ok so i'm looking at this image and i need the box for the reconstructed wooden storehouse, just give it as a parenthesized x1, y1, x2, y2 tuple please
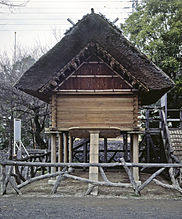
(15, 11, 174, 184)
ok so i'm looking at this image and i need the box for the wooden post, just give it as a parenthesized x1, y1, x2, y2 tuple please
(58, 133, 63, 171)
(180, 110, 182, 130)
(63, 132, 68, 163)
(51, 95, 57, 129)
(132, 133, 139, 182)
(104, 138, 107, 163)
(146, 110, 150, 162)
(69, 135, 73, 163)
(51, 134, 57, 173)
(123, 134, 128, 161)
(130, 134, 133, 162)
(89, 130, 100, 195)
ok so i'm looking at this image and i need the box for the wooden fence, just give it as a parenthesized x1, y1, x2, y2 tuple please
(1, 158, 182, 196)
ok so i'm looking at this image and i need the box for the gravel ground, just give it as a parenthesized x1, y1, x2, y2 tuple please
(0, 196, 182, 219)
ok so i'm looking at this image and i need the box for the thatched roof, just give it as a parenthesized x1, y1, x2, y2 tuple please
(15, 11, 174, 105)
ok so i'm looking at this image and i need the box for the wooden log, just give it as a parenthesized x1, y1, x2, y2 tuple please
(63, 173, 132, 188)
(123, 134, 128, 161)
(85, 184, 95, 195)
(0, 165, 6, 195)
(153, 178, 182, 194)
(68, 135, 73, 163)
(2, 160, 182, 168)
(83, 143, 88, 171)
(17, 171, 66, 190)
(51, 134, 57, 173)
(63, 132, 68, 163)
(58, 133, 63, 172)
(99, 167, 109, 183)
(169, 168, 178, 186)
(138, 168, 165, 192)
(132, 134, 139, 182)
(51, 167, 67, 194)
(104, 138, 107, 163)
(153, 179, 174, 189)
(2, 166, 13, 195)
(9, 178, 22, 195)
(120, 158, 138, 195)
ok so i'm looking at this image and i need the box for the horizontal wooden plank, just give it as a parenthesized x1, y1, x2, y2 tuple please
(57, 96, 133, 101)
(57, 121, 133, 127)
(57, 107, 133, 113)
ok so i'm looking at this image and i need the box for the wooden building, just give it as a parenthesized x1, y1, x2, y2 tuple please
(15, 11, 174, 186)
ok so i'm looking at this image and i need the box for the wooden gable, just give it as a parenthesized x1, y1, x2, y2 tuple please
(56, 62, 132, 91)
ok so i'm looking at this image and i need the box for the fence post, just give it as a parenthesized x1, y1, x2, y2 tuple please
(0, 165, 6, 195)
(180, 110, 182, 130)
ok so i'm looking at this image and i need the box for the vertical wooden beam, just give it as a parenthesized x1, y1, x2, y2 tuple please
(130, 134, 133, 162)
(51, 134, 56, 173)
(51, 94, 57, 129)
(132, 133, 139, 182)
(123, 133, 128, 161)
(180, 110, 182, 130)
(133, 94, 139, 129)
(89, 130, 100, 195)
(104, 138, 107, 163)
(69, 135, 73, 163)
(146, 110, 150, 162)
(63, 132, 68, 163)
(58, 133, 63, 171)
(83, 143, 88, 162)
(83, 142, 88, 171)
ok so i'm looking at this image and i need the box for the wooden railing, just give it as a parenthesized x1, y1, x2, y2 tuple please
(1, 158, 182, 196)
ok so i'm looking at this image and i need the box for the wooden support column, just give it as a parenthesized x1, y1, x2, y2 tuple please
(51, 94, 57, 129)
(146, 110, 150, 162)
(89, 130, 100, 195)
(132, 134, 139, 182)
(180, 110, 182, 130)
(104, 138, 107, 163)
(63, 132, 68, 163)
(69, 135, 73, 163)
(123, 133, 128, 161)
(83, 142, 88, 171)
(51, 134, 57, 173)
(58, 133, 63, 171)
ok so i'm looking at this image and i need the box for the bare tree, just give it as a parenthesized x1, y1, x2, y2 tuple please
(0, 0, 29, 7)
(0, 49, 49, 158)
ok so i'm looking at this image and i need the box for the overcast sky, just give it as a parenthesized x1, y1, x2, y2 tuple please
(0, 0, 134, 58)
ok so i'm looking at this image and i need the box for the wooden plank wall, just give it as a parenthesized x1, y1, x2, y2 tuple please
(54, 94, 138, 131)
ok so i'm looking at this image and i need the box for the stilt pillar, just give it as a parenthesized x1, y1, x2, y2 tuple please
(63, 132, 68, 163)
(104, 138, 107, 163)
(58, 133, 63, 171)
(89, 130, 100, 195)
(132, 133, 139, 182)
(69, 135, 73, 163)
(51, 133, 56, 173)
